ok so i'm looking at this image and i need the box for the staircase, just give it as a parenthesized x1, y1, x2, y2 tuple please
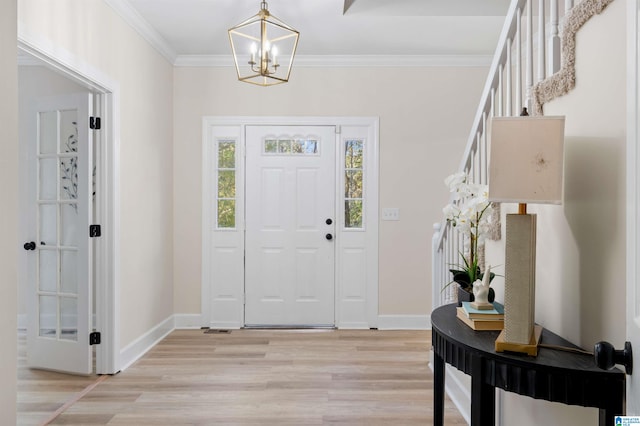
(431, 0, 585, 308)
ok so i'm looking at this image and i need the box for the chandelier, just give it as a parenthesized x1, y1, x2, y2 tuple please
(228, 1, 300, 86)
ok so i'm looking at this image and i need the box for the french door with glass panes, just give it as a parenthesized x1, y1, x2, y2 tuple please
(25, 93, 93, 374)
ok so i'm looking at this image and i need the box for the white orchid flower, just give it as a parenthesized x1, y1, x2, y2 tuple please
(442, 172, 494, 288)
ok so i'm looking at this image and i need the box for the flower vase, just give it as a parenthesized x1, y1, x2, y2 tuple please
(457, 287, 474, 307)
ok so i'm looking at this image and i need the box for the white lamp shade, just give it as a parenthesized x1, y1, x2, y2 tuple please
(489, 116, 565, 204)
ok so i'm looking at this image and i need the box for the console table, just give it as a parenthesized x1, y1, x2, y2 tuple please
(431, 304, 625, 426)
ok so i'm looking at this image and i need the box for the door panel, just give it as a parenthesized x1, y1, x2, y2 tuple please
(245, 125, 336, 326)
(25, 93, 93, 374)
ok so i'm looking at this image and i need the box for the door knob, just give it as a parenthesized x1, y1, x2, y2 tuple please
(23, 241, 36, 251)
(594, 341, 633, 375)
(326, 218, 333, 225)
(325, 233, 333, 241)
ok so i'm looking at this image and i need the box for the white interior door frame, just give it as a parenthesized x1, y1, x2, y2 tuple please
(202, 116, 379, 329)
(18, 31, 120, 374)
(626, 0, 640, 414)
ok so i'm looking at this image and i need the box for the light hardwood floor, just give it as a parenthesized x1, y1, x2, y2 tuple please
(18, 329, 466, 425)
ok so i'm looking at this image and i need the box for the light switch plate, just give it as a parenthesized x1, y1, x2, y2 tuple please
(382, 208, 400, 221)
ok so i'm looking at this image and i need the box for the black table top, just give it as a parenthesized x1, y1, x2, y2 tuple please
(431, 303, 625, 409)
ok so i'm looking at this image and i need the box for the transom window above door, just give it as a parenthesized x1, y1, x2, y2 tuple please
(263, 137, 319, 155)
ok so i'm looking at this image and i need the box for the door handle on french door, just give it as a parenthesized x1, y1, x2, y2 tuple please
(23, 241, 36, 251)
(326, 218, 333, 225)
(325, 234, 333, 241)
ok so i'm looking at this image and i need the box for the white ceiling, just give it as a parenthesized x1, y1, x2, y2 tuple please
(113, 0, 510, 65)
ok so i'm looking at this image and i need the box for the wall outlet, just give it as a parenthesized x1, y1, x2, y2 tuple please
(382, 208, 400, 221)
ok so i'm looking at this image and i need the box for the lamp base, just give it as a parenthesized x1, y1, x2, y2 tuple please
(495, 325, 543, 356)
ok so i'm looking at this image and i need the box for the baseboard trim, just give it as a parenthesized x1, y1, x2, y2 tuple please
(171, 314, 431, 331)
(207, 321, 243, 330)
(445, 366, 472, 424)
(174, 314, 203, 329)
(336, 321, 371, 329)
(119, 315, 174, 371)
(377, 315, 431, 330)
(428, 351, 471, 425)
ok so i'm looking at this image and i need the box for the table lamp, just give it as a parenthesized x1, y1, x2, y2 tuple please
(488, 115, 565, 356)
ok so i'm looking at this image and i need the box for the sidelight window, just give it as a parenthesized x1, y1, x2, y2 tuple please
(216, 139, 236, 228)
(344, 139, 364, 229)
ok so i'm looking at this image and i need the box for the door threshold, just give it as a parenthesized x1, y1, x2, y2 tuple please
(243, 325, 336, 330)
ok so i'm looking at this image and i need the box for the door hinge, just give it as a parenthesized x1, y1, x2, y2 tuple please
(90, 116, 101, 130)
(90, 331, 101, 345)
(89, 224, 102, 237)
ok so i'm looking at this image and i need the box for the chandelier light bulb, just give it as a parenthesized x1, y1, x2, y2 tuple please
(250, 43, 257, 63)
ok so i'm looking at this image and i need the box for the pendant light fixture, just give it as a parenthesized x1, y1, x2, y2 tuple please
(228, 1, 299, 86)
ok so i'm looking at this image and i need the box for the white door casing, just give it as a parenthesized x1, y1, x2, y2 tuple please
(18, 38, 119, 375)
(25, 93, 93, 375)
(245, 125, 336, 326)
(626, 0, 639, 414)
(202, 116, 379, 329)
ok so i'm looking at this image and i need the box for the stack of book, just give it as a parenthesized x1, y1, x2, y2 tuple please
(456, 301, 504, 330)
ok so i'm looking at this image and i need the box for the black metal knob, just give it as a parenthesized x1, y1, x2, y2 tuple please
(326, 218, 333, 225)
(23, 242, 36, 251)
(325, 233, 333, 241)
(594, 341, 633, 375)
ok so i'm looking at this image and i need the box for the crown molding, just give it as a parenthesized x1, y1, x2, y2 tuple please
(103, 0, 177, 64)
(174, 54, 492, 68)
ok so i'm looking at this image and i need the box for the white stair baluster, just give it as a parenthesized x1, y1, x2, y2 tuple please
(526, 0, 533, 111)
(538, 0, 546, 82)
(497, 68, 504, 117)
(565, 0, 574, 14)
(432, 223, 442, 307)
(506, 37, 513, 116)
(549, 0, 561, 74)
(516, 6, 523, 114)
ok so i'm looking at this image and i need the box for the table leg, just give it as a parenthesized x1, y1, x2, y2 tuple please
(471, 355, 495, 425)
(599, 409, 611, 426)
(433, 350, 445, 426)
(599, 404, 623, 426)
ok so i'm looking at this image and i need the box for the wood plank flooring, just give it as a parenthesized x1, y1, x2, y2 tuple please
(18, 329, 466, 425)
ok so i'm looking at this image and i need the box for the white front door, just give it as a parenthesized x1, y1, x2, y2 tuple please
(245, 125, 336, 326)
(24, 93, 93, 374)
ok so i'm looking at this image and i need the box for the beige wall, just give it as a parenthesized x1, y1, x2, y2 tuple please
(485, 0, 626, 424)
(19, 0, 174, 349)
(173, 66, 488, 316)
(1, 1, 18, 423)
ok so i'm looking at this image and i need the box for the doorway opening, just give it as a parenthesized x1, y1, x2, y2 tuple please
(202, 116, 379, 330)
(17, 42, 118, 375)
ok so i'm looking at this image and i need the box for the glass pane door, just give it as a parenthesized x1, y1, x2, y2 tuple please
(27, 93, 92, 375)
(37, 108, 80, 341)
